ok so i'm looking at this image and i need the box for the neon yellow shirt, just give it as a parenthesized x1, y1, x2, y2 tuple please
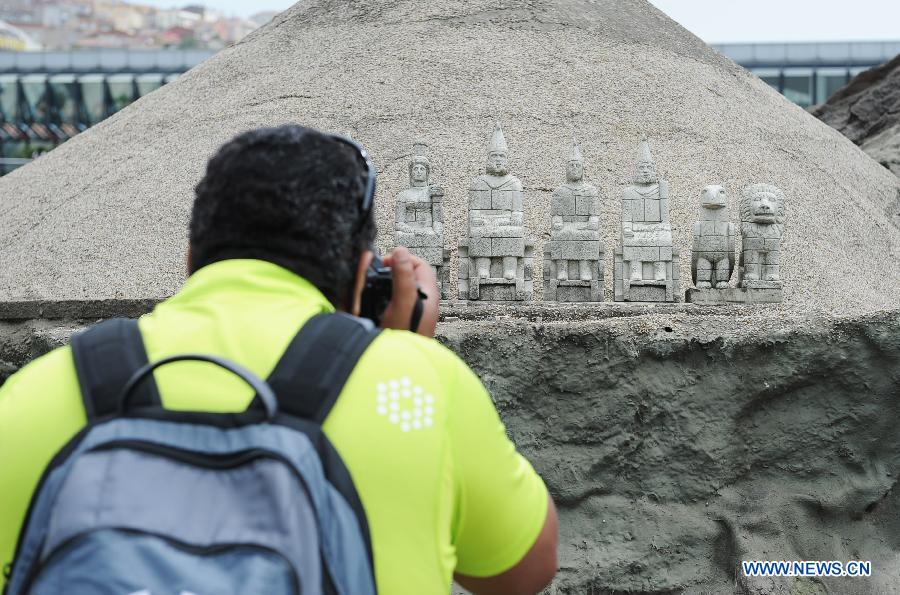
(0, 259, 548, 593)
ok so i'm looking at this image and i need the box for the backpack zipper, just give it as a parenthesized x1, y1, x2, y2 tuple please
(19, 527, 302, 595)
(13, 440, 334, 595)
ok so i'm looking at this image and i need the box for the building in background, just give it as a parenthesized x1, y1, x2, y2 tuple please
(714, 41, 900, 108)
(0, 48, 211, 174)
(0, 1, 267, 51)
(0, 20, 42, 51)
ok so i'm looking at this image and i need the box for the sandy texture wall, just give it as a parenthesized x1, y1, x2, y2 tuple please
(442, 310, 900, 594)
(3, 309, 900, 594)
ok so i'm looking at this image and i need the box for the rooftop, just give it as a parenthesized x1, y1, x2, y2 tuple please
(713, 40, 900, 68)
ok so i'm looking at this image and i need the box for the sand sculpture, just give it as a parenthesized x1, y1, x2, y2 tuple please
(685, 185, 735, 303)
(393, 142, 450, 298)
(544, 137, 603, 302)
(614, 136, 680, 302)
(686, 183, 785, 304)
(691, 185, 734, 290)
(737, 183, 785, 300)
(391, 134, 784, 305)
(458, 122, 533, 301)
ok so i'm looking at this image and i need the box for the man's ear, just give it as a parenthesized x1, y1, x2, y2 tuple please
(349, 249, 375, 315)
(186, 246, 194, 275)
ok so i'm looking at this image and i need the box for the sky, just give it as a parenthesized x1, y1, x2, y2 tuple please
(132, 0, 294, 18)
(647, 0, 900, 44)
(132, 0, 900, 44)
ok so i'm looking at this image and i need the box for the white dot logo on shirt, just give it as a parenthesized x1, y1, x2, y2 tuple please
(375, 377, 435, 432)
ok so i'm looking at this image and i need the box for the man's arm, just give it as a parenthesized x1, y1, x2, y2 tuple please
(378, 247, 558, 594)
(454, 494, 558, 595)
(447, 360, 558, 595)
(380, 247, 439, 337)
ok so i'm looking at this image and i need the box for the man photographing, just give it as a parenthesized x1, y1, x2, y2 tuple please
(0, 125, 557, 594)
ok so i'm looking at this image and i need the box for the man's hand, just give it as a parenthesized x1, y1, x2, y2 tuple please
(381, 247, 439, 337)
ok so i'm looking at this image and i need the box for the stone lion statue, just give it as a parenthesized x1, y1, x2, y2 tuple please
(739, 184, 785, 288)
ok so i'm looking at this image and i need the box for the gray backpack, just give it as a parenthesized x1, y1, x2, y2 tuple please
(4, 313, 379, 595)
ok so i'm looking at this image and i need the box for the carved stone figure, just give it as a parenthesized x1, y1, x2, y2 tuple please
(544, 137, 603, 302)
(687, 183, 785, 304)
(691, 185, 734, 289)
(458, 122, 533, 301)
(739, 184, 785, 289)
(394, 142, 450, 297)
(614, 135, 680, 302)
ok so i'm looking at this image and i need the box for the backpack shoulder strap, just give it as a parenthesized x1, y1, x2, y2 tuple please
(70, 318, 161, 421)
(266, 312, 380, 423)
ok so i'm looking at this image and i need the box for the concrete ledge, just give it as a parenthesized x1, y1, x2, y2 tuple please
(685, 287, 783, 304)
(439, 300, 794, 322)
(0, 299, 162, 321)
(0, 297, 799, 323)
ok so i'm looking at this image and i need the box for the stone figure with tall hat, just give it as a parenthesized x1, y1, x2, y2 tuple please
(614, 135, 680, 302)
(458, 122, 533, 301)
(544, 135, 603, 302)
(394, 141, 450, 297)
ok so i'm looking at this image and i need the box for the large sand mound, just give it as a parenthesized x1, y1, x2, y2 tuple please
(1, 0, 898, 312)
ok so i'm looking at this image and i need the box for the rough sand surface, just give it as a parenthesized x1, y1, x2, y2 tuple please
(0, 0, 898, 312)
(441, 310, 900, 594)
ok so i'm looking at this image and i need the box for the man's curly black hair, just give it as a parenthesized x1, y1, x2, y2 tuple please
(189, 125, 377, 308)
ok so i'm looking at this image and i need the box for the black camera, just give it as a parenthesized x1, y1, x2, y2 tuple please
(359, 252, 428, 329)
(360, 255, 393, 326)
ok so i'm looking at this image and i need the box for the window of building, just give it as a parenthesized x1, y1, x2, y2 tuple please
(815, 68, 849, 104)
(21, 74, 50, 123)
(136, 73, 164, 97)
(48, 74, 81, 126)
(751, 68, 781, 91)
(107, 73, 135, 113)
(0, 74, 18, 122)
(782, 68, 813, 107)
(78, 74, 106, 125)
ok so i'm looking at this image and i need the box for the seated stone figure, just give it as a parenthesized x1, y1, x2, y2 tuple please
(614, 135, 680, 302)
(739, 183, 785, 288)
(394, 142, 449, 297)
(544, 137, 603, 302)
(691, 185, 734, 289)
(458, 122, 533, 301)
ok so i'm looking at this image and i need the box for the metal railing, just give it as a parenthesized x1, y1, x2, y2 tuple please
(0, 48, 215, 74)
(0, 156, 30, 175)
(713, 40, 900, 68)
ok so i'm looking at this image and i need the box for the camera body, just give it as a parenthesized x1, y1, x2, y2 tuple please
(360, 255, 393, 326)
